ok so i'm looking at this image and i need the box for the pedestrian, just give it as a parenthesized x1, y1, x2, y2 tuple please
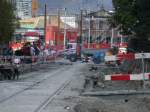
(22, 44, 30, 56)
(5, 46, 13, 63)
(30, 45, 35, 56)
(2, 48, 7, 56)
(43, 48, 49, 62)
(44, 48, 49, 56)
(21, 44, 31, 63)
(33, 43, 40, 56)
(8, 47, 13, 56)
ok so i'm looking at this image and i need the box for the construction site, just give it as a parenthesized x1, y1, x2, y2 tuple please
(0, 0, 150, 112)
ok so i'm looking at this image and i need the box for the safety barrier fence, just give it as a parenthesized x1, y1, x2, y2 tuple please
(104, 53, 150, 81)
(0, 53, 64, 80)
(105, 53, 150, 62)
(0, 55, 58, 64)
(105, 73, 150, 81)
(0, 54, 62, 74)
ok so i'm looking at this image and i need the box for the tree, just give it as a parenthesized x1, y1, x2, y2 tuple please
(134, 0, 150, 38)
(112, 0, 150, 38)
(0, 0, 17, 44)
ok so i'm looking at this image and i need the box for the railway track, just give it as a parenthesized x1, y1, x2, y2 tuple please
(34, 79, 71, 112)
(0, 65, 70, 105)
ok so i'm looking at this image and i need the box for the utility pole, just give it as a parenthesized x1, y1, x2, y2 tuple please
(64, 8, 67, 50)
(88, 10, 91, 49)
(111, 28, 114, 48)
(120, 24, 123, 45)
(57, 8, 60, 46)
(44, 4, 47, 45)
(76, 9, 83, 57)
(80, 10, 83, 44)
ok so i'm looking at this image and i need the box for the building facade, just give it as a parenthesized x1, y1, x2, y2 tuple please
(82, 9, 112, 43)
(7, 0, 16, 6)
(16, 0, 32, 19)
(6, 0, 17, 9)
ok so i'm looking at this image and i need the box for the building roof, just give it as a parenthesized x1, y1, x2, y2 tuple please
(19, 17, 41, 28)
(19, 15, 77, 29)
(86, 9, 111, 18)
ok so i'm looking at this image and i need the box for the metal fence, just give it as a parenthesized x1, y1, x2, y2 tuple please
(0, 54, 60, 80)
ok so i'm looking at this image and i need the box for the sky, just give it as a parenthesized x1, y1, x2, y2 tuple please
(37, 0, 113, 15)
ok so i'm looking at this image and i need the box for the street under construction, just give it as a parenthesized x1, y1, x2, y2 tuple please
(1, 0, 150, 112)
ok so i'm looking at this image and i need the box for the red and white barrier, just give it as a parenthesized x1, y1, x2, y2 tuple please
(105, 73, 150, 81)
(105, 53, 150, 62)
(0, 55, 58, 64)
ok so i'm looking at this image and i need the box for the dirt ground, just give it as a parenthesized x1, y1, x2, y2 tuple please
(74, 96, 150, 112)
(73, 63, 150, 112)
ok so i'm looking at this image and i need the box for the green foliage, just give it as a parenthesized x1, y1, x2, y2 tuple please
(134, 0, 150, 38)
(0, 0, 17, 44)
(112, 0, 150, 38)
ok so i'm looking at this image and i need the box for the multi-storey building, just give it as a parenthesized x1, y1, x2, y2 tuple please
(6, 0, 32, 19)
(6, 0, 17, 9)
(16, 0, 32, 19)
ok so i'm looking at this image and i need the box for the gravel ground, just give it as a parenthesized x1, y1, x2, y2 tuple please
(72, 63, 150, 112)
(74, 95, 150, 112)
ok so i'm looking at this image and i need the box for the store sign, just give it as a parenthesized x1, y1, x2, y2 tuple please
(25, 36, 39, 42)
(27, 29, 44, 36)
(20, 23, 35, 29)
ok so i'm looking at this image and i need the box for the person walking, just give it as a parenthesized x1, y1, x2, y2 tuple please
(30, 45, 35, 56)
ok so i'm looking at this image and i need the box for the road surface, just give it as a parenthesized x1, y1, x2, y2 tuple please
(0, 61, 85, 112)
(1, 61, 150, 112)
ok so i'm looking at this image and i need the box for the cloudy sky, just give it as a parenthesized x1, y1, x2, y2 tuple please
(37, 0, 113, 15)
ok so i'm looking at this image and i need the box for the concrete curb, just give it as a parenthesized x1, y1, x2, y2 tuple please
(82, 90, 150, 96)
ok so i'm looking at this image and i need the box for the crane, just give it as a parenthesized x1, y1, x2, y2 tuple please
(32, 0, 38, 17)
